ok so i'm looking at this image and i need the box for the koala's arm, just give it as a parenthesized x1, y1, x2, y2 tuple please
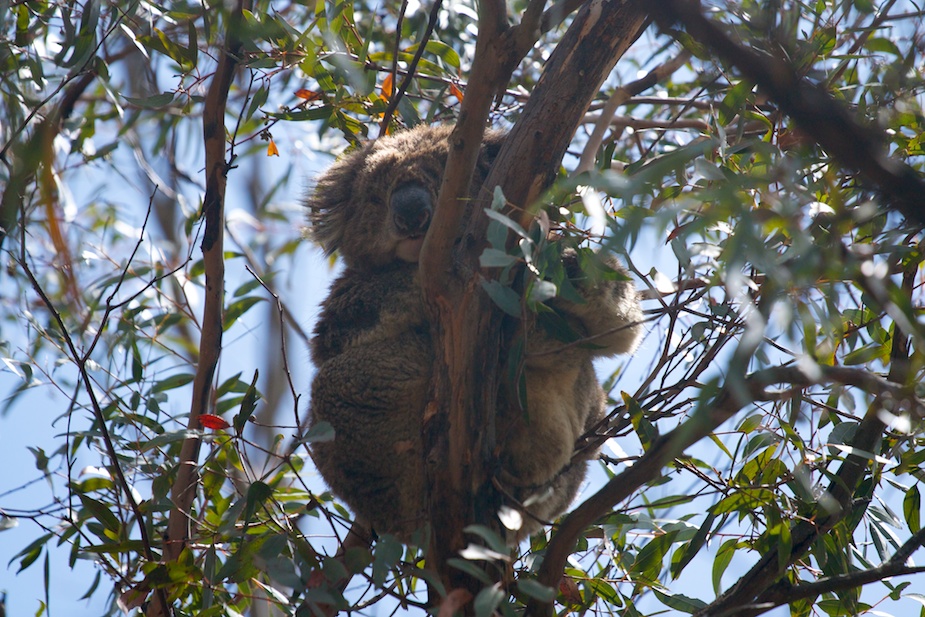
(525, 249, 643, 368)
(495, 249, 641, 528)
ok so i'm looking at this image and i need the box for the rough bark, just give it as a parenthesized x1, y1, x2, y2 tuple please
(419, 0, 650, 603)
(420, 0, 519, 596)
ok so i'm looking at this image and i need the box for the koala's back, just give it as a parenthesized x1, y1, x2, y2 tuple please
(307, 261, 620, 542)
(309, 264, 433, 536)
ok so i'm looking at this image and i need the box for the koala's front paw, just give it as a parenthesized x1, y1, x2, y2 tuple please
(554, 248, 644, 357)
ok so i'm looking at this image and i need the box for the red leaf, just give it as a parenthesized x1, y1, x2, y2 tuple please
(199, 414, 230, 430)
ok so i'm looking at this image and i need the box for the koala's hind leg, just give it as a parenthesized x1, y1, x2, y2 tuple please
(309, 339, 430, 539)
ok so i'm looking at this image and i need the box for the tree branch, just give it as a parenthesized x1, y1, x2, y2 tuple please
(419, 0, 519, 598)
(697, 266, 919, 617)
(754, 528, 925, 612)
(490, 0, 650, 228)
(152, 2, 250, 614)
(539, 0, 587, 34)
(575, 49, 692, 175)
(651, 0, 925, 227)
(420, 0, 649, 602)
(526, 361, 923, 616)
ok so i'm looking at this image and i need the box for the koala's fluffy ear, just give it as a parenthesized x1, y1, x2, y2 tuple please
(308, 144, 368, 257)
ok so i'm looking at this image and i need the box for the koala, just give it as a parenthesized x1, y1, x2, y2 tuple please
(306, 124, 642, 543)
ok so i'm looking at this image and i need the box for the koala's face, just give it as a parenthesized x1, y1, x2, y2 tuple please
(308, 124, 503, 271)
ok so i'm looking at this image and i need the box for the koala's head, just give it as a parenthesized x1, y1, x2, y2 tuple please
(308, 124, 504, 271)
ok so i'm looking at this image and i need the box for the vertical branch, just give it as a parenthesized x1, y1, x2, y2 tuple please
(419, 0, 517, 594)
(420, 0, 648, 600)
(485, 0, 649, 226)
(150, 2, 250, 614)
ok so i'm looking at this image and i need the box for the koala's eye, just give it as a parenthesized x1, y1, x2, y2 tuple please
(390, 183, 433, 237)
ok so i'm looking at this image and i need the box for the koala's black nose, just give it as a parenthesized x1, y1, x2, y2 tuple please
(390, 183, 432, 236)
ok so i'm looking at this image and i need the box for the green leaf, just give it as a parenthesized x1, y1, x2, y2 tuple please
(479, 248, 519, 268)
(713, 539, 736, 594)
(630, 531, 678, 580)
(671, 513, 715, 579)
(904, 485, 921, 533)
(463, 525, 508, 556)
(243, 481, 273, 524)
(772, 521, 791, 573)
(234, 371, 261, 437)
(709, 489, 778, 515)
(299, 421, 335, 444)
(28, 446, 49, 472)
(719, 79, 752, 125)
(246, 86, 269, 122)
(481, 278, 522, 317)
(652, 589, 707, 613)
(78, 495, 121, 534)
(12, 533, 52, 572)
(626, 392, 656, 451)
(138, 430, 200, 452)
(842, 343, 887, 365)
(474, 583, 505, 617)
(517, 578, 555, 602)
(122, 92, 175, 109)
(483, 207, 530, 241)
(371, 534, 403, 586)
(151, 373, 195, 393)
(404, 40, 461, 69)
(224, 296, 266, 330)
(446, 558, 492, 584)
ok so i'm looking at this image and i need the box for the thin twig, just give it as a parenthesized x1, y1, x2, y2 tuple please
(17, 239, 164, 607)
(575, 50, 691, 174)
(377, 0, 444, 137)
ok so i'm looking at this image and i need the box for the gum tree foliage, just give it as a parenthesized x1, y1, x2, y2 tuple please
(1, 0, 924, 616)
